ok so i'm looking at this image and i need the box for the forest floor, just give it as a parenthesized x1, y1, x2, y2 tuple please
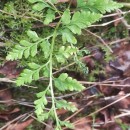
(0, 2, 130, 130)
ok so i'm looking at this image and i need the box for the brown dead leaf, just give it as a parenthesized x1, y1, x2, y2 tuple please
(99, 83, 120, 96)
(100, 110, 110, 124)
(56, 108, 68, 115)
(5, 118, 34, 130)
(45, 120, 54, 130)
(0, 108, 20, 115)
(92, 50, 103, 60)
(0, 115, 9, 120)
(75, 124, 91, 130)
(109, 44, 130, 76)
(74, 118, 92, 130)
(120, 78, 130, 92)
(105, 123, 122, 130)
(114, 15, 121, 26)
(0, 88, 12, 105)
(0, 108, 20, 121)
(0, 61, 22, 79)
(83, 57, 95, 71)
(106, 94, 130, 109)
(114, 97, 130, 109)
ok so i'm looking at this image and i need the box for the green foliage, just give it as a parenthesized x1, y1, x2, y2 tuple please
(34, 91, 48, 116)
(101, 45, 113, 62)
(55, 46, 78, 63)
(44, 9, 56, 25)
(77, 0, 123, 13)
(16, 63, 41, 86)
(6, 30, 51, 60)
(56, 100, 77, 112)
(3, 0, 123, 129)
(54, 73, 85, 91)
(59, 121, 74, 129)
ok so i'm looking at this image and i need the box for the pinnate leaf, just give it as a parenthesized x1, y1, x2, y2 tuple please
(30, 44, 37, 57)
(27, 30, 39, 41)
(61, 9, 71, 25)
(16, 65, 40, 86)
(54, 73, 85, 91)
(44, 9, 55, 25)
(77, 0, 123, 13)
(40, 40, 50, 58)
(55, 46, 77, 63)
(32, 2, 49, 11)
(28, 63, 40, 69)
(56, 100, 77, 112)
(61, 29, 77, 44)
(34, 92, 48, 116)
(60, 121, 74, 129)
(20, 40, 32, 47)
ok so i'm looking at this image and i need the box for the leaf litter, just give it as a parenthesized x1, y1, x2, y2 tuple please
(2, 44, 130, 129)
(1, 7, 130, 130)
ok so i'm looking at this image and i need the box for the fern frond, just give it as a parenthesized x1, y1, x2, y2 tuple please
(54, 73, 85, 91)
(16, 63, 41, 86)
(77, 0, 123, 13)
(56, 99, 77, 112)
(55, 46, 78, 63)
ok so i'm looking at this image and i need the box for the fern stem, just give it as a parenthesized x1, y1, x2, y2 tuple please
(49, 19, 62, 129)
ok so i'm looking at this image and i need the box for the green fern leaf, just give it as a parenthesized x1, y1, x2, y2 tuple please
(71, 11, 102, 28)
(32, 2, 49, 11)
(54, 73, 85, 91)
(30, 44, 37, 57)
(40, 40, 50, 58)
(56, 100, 77, 112)
(61, 9, 71, 25)
(6, 46, 25, 60)
(6, 42, 38, 60)
(16, 63, 41, 86)
(20, 40, 32, 47)
(44, 9, 55, 25)
(62, 11, 102, 35)
(61, 29, 77, 44)
(28, 63, 41, 69)
(55, 46, 77, 63)
(37, 112, 49, 121)
(24, 48, 30, 58)
(27, 30, 39, 42)
(34, 91, 48, 116)
(60, 121, 74, 129)
(77, 0, 123, 13)
(67, 25, 81, 35)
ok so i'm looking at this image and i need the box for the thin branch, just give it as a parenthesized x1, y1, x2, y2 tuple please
(85, 29, 113, 53)
(0, 9, 43, 22)
(30, 115, 52, 128)
(102, 10, 130, 18)
(0, 113, 30, 130)
(108, 37, 130, 45)
(120, 3, 130, 8)
(89, 17, 124, 27)
(79, 81, 130, 87)
(0, 78, 37, 88)
(73, 93, 130, 125)
(89, 93, 130, 116)
(116, 9, 130, 29)
(65, 101, 93, 121)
